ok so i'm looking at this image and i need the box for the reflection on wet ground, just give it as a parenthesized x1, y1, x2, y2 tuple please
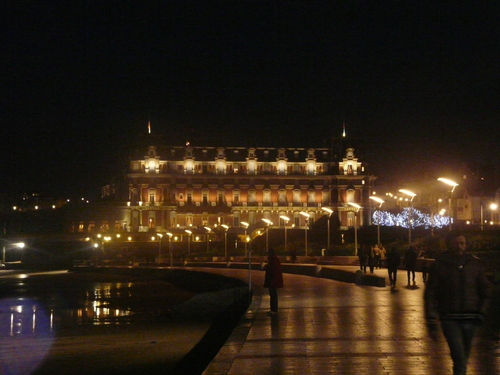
(0, 270, 195, 337)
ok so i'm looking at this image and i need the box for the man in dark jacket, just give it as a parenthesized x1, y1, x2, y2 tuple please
(404, 246, 418, 285)
(386, 247, 401, 288)
(424, 230, 491, 375)
(264, 248, 284, 316)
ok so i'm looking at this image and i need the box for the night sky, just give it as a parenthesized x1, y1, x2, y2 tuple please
(3, 1, 500, 199)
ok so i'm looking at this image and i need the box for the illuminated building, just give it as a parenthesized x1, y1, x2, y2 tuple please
(108, 143, 376, 233)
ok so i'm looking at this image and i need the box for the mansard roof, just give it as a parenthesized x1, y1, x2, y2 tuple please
(131, 145, 336, 162)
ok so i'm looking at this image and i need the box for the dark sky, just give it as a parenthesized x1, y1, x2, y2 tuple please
(2, 1, 500, 199)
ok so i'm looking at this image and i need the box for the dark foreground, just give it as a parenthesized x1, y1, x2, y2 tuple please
(0, 268, 251, 375)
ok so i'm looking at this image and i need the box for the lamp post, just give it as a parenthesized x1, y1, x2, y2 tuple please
(204, 227, 211, 252)
(321, 207, 333, 250)
(299, 212, 310, 256)
(185, 230, 192, 255)
(438, 178, 459, 230)
(347, 203, 361, 256)
(241, 221, 251, 292)
(262, 219, 272, 251)
(221, 224, 229, 260)
(2, 242, 25, 265)
(399, 189, 416, 244)
(490, 203, 498, 226)
(279, 215, 290, 254)
(157, 233, 163, 266)
(369, 196, 385, 245)
(241, 222, 249, 257)
(166, 232, 173, 267)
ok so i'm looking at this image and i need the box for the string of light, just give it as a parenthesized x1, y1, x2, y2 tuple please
(372, 207, 451, 229)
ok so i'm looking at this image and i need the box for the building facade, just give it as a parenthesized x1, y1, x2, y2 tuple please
(102, 143, 376, 236)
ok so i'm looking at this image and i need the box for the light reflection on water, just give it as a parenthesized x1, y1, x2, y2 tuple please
(0, 283, 136, 337)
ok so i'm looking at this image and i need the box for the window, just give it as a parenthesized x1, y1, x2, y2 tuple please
(263, 189, 271, 204)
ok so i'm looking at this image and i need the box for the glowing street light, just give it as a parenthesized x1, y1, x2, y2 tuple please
(2, 242, 25, 265)
(399, 189, 416, 244)
(299, 212, 310, 256)
(279, 216, 290, 254)
(157, 233, 163, 266)
(483, 203, 499, 229)
(204, 227, 211, 252)
(262, 219, 272, 250)
(321, 208, 333, 250)
(491, 203, 498, 225)
(166, 232, 173, 267)
(241, 221, 251, 292)
(347, 203, 361, 256)
(221, 224, 229, 260)
(241, 222, 249, 257)
(185, 230, 192, 255)
(369, 196, 385, 245)
(438, 178, 458, 230)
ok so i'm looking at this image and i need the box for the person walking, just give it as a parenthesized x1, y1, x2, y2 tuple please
(386, 246, 401, 288)
(404, 246, 418, 285)
(418, 249, 430, 283)
(373, 244, 381, 269)
(367, 246, 375, 273)
(379, 244, 387, 268)
(425, 230, 491, 375)
(358, 244, 368, 273)
(264, 248, 284, 316)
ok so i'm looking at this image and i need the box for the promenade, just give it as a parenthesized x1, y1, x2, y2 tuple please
(198, 266, 499, 375)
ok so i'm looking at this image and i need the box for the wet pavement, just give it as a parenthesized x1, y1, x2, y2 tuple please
(0, 267, 497, 375)
(200, 266, 500, 375)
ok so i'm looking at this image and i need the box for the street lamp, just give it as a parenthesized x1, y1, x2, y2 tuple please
(321, 207, 333, 250)
(399, 189, 416, 244)
(166, 232, 173, 267)
(204, 227, 211, 252)
(2, 242, 25, 265)
(299, 212, 310, 256)
(438, 178, 459, 230)
(241, 222, 249, 257)
(347, 203, 361, 256)
(279, 215, 290, 254)
(241, 221, 251, 292)
(185, 230, 192, 255)
(369, 196, 385, 245)
(262, 219, 272, 251)
(484, 203, 499, 227)
(491, 203, 498, 225)
(221, 224, 229, 260)
(157, 233, 163, 266)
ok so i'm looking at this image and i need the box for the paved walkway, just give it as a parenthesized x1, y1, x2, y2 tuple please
(199, 266, 499, 375)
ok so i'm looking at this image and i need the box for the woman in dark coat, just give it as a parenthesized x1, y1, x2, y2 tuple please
(264, 248, 284, 315)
